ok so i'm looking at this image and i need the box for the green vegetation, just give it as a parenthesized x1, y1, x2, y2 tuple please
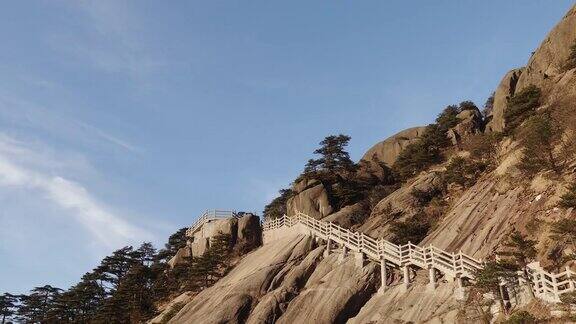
(160, 301, 187, 323)
(0, 293, 18, 324)
(393, 101, 480, 180)
(463, 133, 500, 166)
(518, 114, 563, 176)
(392, 124, 446, 179)
(2, 230, 245, 323)
(389, 213, 431, 245)
(263, 188, 294, 220)
(472, 260, 519, 316)
(559, 182, 576, 208)
(501, 311, 538, 324)
(503, 85, 541, 134)
(550, 219, 576, 249)
(483, 92, 495, 117)
(303, 134, 356, 178)
(443, 156, 487, 188)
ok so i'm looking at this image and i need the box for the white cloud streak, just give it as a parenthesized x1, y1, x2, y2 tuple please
(49, 0, 166, 78)
(0, 135, 151, 248)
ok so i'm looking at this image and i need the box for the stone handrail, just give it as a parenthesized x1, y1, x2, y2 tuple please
(262, 212, 576, 302)
(525, 261, 576, 303)
(186, 210, 238, 237)
(263, 212, 482, 280)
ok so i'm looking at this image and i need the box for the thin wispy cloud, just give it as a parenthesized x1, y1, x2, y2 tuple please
(0, 134, 151, 248)
(0, 91, 140, 153)
(48, 0, 167, 79)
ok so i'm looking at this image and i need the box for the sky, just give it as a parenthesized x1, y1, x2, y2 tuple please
(0, 0, 574, 294)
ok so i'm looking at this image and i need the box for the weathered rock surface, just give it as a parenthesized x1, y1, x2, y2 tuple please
(350, 281, 460, 324)
(169, 235, 315, 323)
(321, 202, 365, 228)
(515, 4, 576, 93)
(447, 108, 484, 145)
(277, 256, 378, 324)
(358, 171, 443, 238)
(168, 232, 380, 324)
(167, 246, 192, 268)
(238, 213, 262, 247)
(287, 182, 333, 219)
(486, 68, 524, 132)
(422, 178, 523, 258)
(361, 126, 427, 168)
(170, 214, 262, 267)
(149, 292, 194, 324)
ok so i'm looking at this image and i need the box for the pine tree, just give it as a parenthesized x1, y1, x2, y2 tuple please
(263, 188, 294, 220)
(472, 260, 519, 315)
(0, 293, 18, 324)
(503, 85, 541, 134)
(157, 228, 188, 262)
(559, 182, 576, 208)
(304, 134, 356, 178)
(17, 285, 62, 323)
(518, 114, 563, 175)
(498, 231, 537, 296)
(550, 219, 576, 249)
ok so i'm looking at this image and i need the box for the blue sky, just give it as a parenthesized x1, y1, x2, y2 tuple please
(0, 1, 573, 293)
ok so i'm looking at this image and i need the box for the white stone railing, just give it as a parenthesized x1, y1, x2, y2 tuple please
(262, 212, 576, 302)
(263, 212, 481, 280)
(525, 262, 576, 303)
(186, 210, 238, 237)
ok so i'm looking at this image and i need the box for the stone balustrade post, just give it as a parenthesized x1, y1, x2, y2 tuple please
(378, 257, 387, 295)
(324, 238, 332, 257)
(402, 265, 410, 292)
(354, 251, 366, 267)
(567, 266, 575, 291)
(427, 267, 437, 292)
(339, 244, 348, 261)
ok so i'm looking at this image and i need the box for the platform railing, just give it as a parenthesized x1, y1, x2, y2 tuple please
(262, 212, 576, 302)
(186, 210, 238, 237)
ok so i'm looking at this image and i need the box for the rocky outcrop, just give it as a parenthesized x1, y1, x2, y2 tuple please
(277, 256, 378, 323)
(169, 235, 316, 323)
(486, 68, 524, 132)
(515, 4, 576, 93)
(287, 180, 333, 219)
(447, 108, 484, 145)
(349, 280, 461, 323)
(358, 171, 444, 238)
(170, 214, 262, 267)
(237, 213, 262, 248)
(321, 202, 365, 228)
(361, 126, 427, 168)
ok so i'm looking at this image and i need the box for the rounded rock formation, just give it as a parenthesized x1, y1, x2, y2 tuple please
(361, 126, 427, 167)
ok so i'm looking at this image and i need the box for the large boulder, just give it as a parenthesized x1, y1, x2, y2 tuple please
(321, 202, 366, 228)
(287, 181, 333, 219)
(361, 126, 427, 168)
(168, 246, 192, 268)
(447, 108, 484, 145)
(237, 213, 262, 248)
(486, 68, 524, 132)
(168, 235, 316, 323)
(515, 4, 576, 93)
(358, 171, 443, 238)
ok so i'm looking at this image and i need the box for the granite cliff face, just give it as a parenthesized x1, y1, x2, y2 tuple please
(487, 4, 576, 132)
(161, 4, 576, 323)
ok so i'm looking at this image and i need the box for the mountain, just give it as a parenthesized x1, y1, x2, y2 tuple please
(4, 4, 576, 324)
(161, 4, 576, 323)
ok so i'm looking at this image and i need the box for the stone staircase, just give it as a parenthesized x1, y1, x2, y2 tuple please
(262, 212, 576, 302)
